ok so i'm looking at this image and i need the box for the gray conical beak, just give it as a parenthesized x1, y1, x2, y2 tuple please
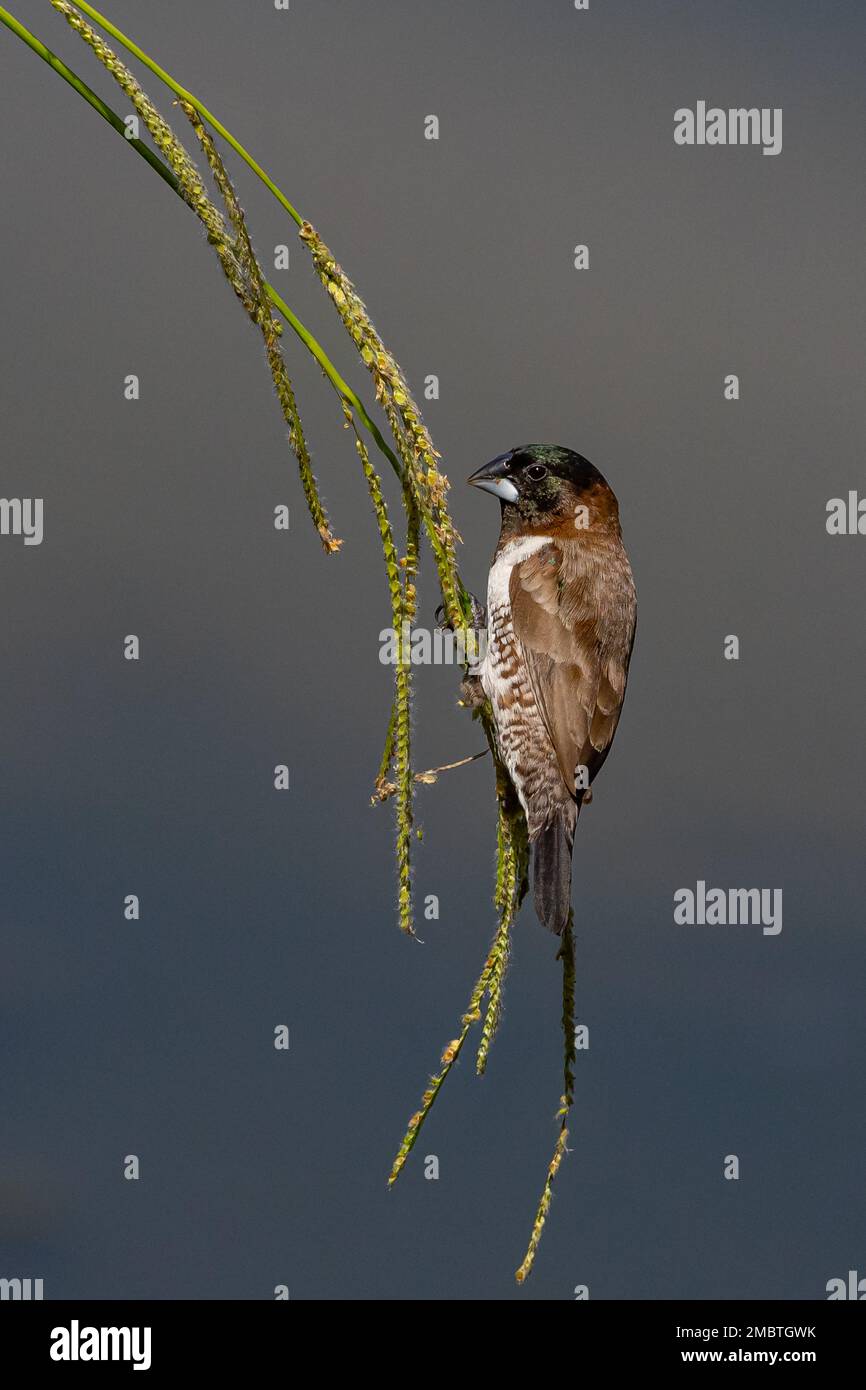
(467, 453, 519, 503)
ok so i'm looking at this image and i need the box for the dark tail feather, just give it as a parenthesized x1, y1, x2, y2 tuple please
(532, 815, 574, 935)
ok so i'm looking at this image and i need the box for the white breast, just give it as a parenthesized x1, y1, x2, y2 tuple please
(485, 535, 551, 614)
(480, 535, 559, 834)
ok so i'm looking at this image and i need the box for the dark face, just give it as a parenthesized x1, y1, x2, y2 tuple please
(468, 444, 608, 530)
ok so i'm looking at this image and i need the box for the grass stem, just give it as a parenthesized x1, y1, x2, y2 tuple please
(514, 916, 576, 1283)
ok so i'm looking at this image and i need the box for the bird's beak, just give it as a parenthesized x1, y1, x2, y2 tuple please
(467, 453, 520, 503)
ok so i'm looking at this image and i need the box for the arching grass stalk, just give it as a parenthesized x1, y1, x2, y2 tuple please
(70, 0, 305, 226)
(11, 1, 436, 927)
(48, 0, 342, 550)
(0, 5, 177, 191)
(180, 99, 341, 552)
(393, 494, 420, 934)
(476, 804, 517, 1074)
(388, 925, 502, 1186)
(349, 411, 418, 935)
(45, 0, 472, 929)
(298, 224, 463, 630)
(476, 755, 530, 1071)
(514, 915, 576, 1284)
(44, 5, 473, 913)
(52, 0, 469, 630)
(0, 7, 407, 510)
(388, 770, 529, 1167)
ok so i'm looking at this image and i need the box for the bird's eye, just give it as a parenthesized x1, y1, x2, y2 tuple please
(526, 464, 548, 481)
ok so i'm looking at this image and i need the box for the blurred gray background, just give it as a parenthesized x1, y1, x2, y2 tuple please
(1, 0, 864, 1300)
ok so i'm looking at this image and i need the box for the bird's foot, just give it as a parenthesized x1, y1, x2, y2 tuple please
(435, 592, 487, 632)
(458, 674, 487, 709)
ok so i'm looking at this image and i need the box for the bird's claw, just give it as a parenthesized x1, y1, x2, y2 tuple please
(458, 675, 487, 709)
(466, 592, 487, 630)
(435, 593, 487, 632)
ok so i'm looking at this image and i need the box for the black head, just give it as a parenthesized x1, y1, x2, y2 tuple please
(468, 445, 611, 531)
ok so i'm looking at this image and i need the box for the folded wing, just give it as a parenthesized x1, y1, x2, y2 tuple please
(509, 538, 635, 800)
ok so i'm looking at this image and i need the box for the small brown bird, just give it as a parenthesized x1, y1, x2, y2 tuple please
(468, 445, 636, 934)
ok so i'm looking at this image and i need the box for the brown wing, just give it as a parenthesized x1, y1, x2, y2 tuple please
(509, 538, 635, 797)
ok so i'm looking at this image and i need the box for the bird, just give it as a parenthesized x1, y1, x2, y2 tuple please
(467, 444, 636, 935)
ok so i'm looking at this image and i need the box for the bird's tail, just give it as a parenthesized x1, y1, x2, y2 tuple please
(532, 813, 575, 935)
